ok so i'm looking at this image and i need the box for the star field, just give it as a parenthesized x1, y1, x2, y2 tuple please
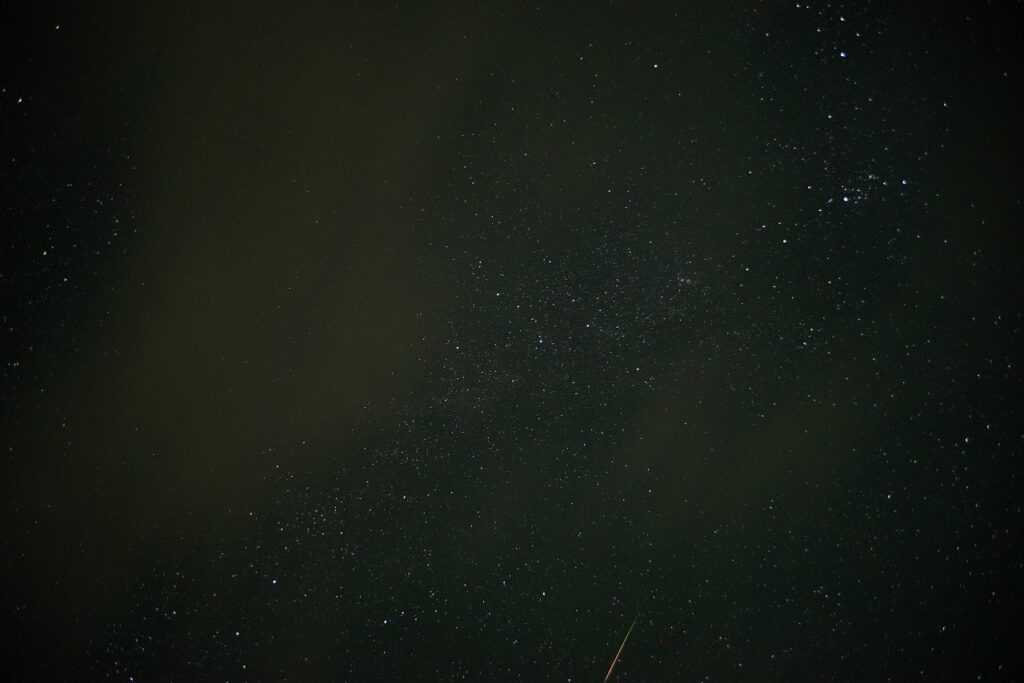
(2, 2, 1022, 681)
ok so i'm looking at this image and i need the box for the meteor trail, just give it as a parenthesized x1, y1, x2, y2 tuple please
(602, 615, 638, 683)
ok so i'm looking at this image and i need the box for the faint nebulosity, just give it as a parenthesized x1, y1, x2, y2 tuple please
(1, 2, 1022, 681)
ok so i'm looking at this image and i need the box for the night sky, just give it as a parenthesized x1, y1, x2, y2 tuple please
(2, 2, 1023, 681)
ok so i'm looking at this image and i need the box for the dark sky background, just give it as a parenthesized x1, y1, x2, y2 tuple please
(2, 2, 1023, 681)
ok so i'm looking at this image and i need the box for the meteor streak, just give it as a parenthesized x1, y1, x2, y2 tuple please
(602, 614, 638, 683)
